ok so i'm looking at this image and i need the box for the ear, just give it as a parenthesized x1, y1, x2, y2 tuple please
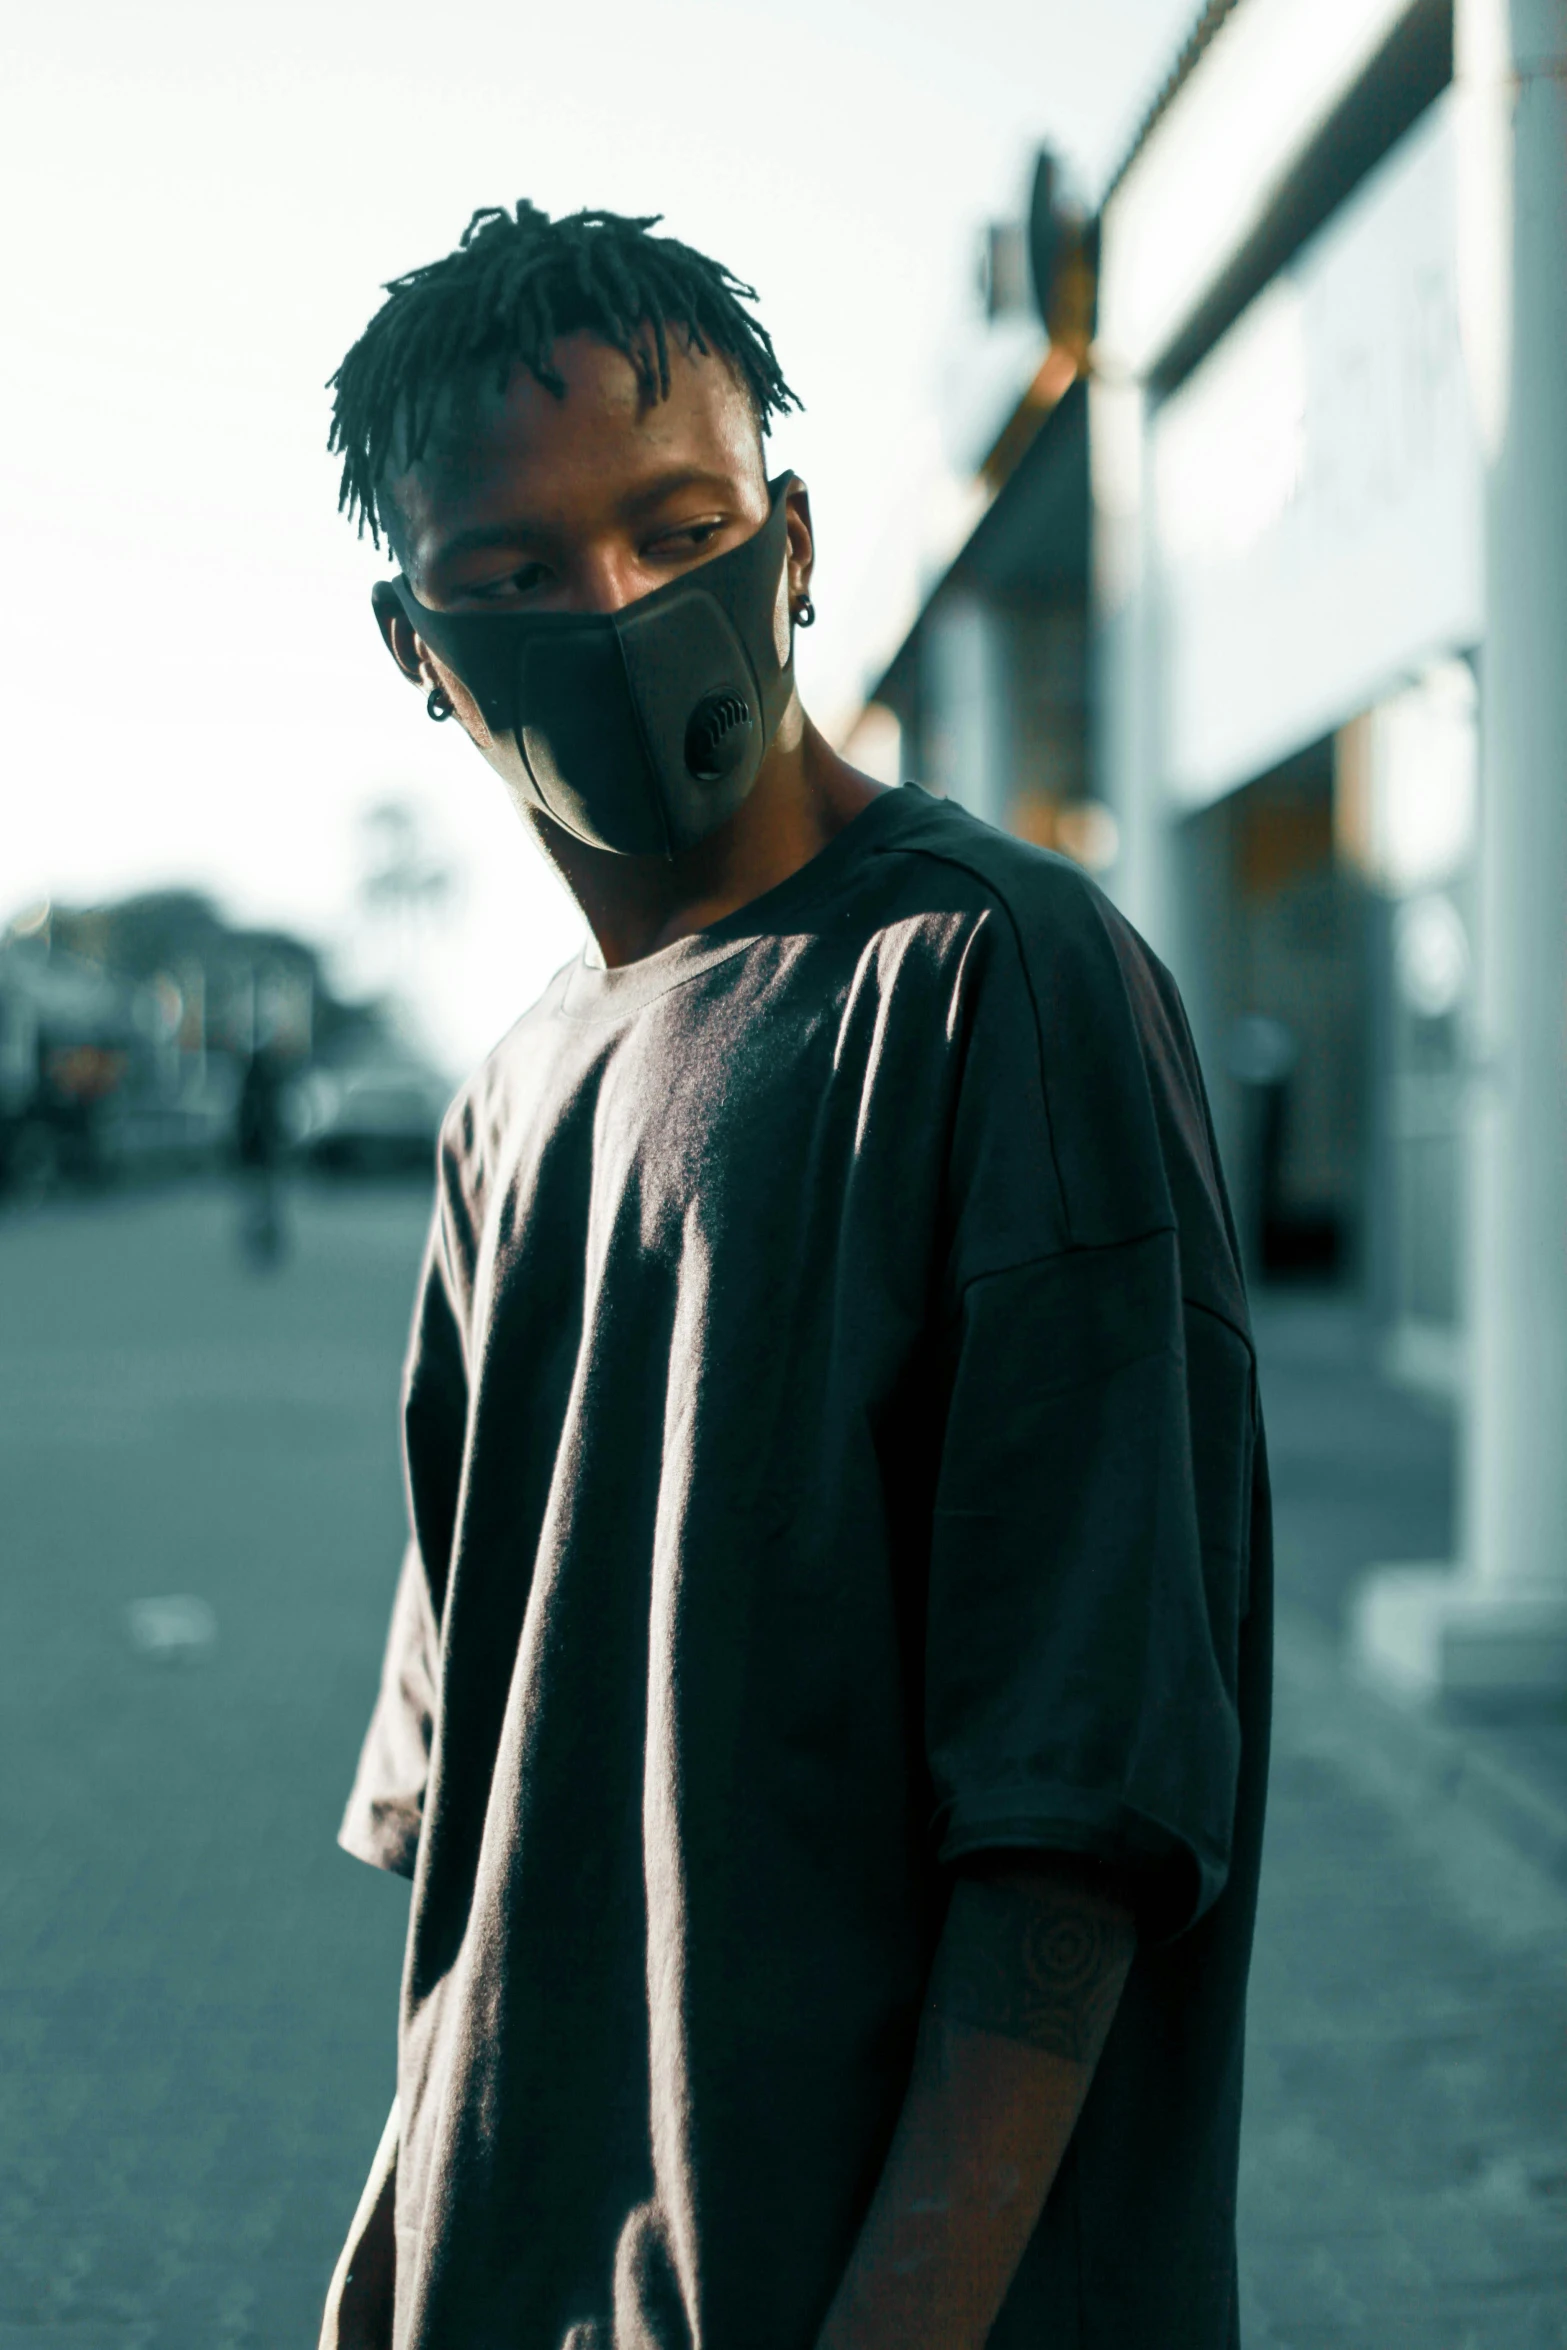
(371, 580, 429, 688)
(783, 479, 814, 607)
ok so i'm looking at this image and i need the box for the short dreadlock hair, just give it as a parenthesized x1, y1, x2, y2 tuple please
(328, 201, 802, 549)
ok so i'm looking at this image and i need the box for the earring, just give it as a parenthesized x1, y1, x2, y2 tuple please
(793, 595, 816, 629)
(426, 686, 454, 723)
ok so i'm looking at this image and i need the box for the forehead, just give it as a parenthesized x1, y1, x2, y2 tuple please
(387, 331, 764, 558)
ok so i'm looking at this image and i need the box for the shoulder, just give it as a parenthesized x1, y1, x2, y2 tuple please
(892, 797, 1244, 1322)
(880, 793, 1182, 1073)
(874, 791, 1147, 994)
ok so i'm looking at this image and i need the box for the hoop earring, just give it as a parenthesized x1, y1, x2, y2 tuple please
(793, 595, 816, 630)
(426, 686, 454, 723)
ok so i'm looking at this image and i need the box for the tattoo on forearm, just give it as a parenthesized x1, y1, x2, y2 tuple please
(928, 1863, 1136, 2065)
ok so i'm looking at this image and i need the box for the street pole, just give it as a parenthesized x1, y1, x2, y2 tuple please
(1355, 0, 1567, 1699)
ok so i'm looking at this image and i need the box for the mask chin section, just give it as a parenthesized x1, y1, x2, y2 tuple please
(684, 692, 754, 785)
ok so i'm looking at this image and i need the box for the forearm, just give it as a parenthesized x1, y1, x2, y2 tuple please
(816, 1858, 1135, 2350)
(320, 2098, 399, 2350)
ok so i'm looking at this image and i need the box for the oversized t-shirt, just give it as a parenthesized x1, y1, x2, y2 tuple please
(342, 784, 1271, 2350)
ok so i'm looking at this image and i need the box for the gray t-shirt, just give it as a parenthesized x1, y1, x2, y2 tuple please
(342, 785, 1270, 2350)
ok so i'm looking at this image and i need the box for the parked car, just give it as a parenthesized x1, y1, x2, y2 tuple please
(290, 1050, 450, 1175)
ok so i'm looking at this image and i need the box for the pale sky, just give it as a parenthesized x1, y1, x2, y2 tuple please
(2, 0, 1195, 1068)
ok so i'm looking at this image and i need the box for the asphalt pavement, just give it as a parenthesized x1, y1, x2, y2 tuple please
(0, 1180, 423, 2350)
(1, 1184, 1564, 2348)
(1243, 1296, 1567, 2349)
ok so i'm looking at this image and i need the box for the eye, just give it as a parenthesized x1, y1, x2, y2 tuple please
(464, 561, 553, 605)
(644, 518, 725, 563)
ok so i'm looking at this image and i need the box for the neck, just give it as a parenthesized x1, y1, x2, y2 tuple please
(528, 704, 885, 968)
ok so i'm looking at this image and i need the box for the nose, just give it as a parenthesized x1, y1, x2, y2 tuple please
(572, 542, 649, 617)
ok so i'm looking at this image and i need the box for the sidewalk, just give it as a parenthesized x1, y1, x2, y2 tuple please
(1256, 1294, 1567, 1872)
(0, 1183, 426, 2350)
(1241, 1297, 1567, 2348)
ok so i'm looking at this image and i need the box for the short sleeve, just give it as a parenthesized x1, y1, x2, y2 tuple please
(340, 1538, 442, 1876)
(926, 1236, 1255, 1939)
(924, 875, 1257, 1942)
(339, 1185, 470, 1878)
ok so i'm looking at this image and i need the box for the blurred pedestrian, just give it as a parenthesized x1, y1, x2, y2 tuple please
(234, 1035, 287, 1267)
(318, 203, 1271, 2350)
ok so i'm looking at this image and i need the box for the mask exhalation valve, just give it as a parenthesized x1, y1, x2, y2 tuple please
(684, 691, 753, 784)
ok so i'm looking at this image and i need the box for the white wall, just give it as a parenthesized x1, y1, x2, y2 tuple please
(1150, 96, 1484, 810)
(1098, 0, 1420, 376)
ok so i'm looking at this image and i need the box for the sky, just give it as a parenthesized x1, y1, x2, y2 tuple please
(2, 0, 1196, 1069)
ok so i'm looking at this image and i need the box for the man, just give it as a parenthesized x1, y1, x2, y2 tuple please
(234, 1029, 288, 1267)
(320, 202, 1270, 2350)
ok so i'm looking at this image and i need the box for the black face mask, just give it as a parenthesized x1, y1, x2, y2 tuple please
(390, 473, 797, 858)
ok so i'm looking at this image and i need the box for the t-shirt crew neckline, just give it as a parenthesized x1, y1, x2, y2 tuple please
(559, 783, 932, 1020)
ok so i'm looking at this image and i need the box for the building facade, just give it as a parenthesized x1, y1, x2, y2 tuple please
(863, 0, 1567, 1702)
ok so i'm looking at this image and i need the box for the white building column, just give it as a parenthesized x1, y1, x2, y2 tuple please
(1091, 372, 1179, 967)
(921, 591, 1013, 832)
(1354, 0, 1567, 1700)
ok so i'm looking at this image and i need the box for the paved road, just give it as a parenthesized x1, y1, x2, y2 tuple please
(1, 1188, 1565, 2347)
(0, 1182, 425, 2350)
